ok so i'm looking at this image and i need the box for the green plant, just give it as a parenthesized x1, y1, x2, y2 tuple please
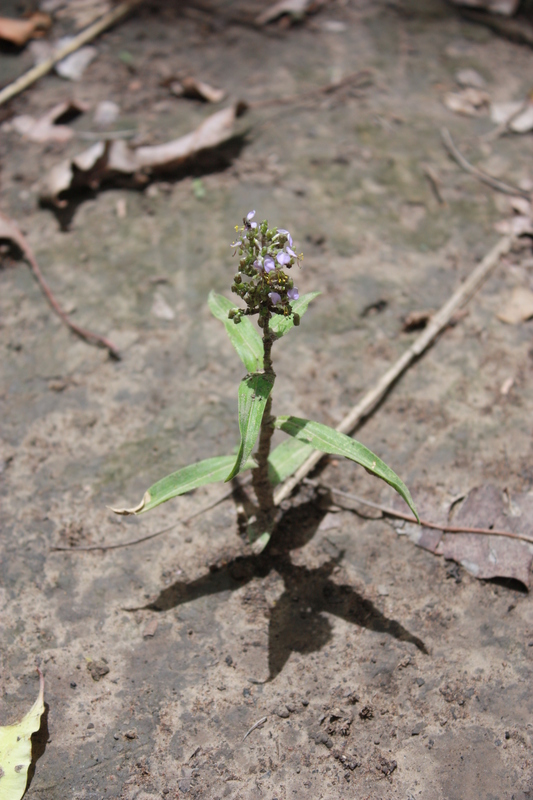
(112, 211, 418, 550)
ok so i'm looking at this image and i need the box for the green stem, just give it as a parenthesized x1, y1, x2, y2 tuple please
(251, 315, 276, 522)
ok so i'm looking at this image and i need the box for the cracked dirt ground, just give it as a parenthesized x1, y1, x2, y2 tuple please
(1, 1, 533, 798)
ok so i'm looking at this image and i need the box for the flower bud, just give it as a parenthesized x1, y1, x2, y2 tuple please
(293, 313, 300, 326)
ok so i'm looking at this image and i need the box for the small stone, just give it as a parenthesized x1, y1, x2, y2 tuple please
(314, 732, 333, 749)
(70, 681, 77, 689)
(87, 660, 109, 682)
(275, 705, 290, 719)
(416, 677, 425, 686)
(411, 722, 425, 736)
(124, 729, 138, 740)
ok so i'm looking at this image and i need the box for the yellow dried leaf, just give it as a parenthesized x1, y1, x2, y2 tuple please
(0, 669, 44, 800)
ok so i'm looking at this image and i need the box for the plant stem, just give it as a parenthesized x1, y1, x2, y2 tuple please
(251, 316, 276, 523)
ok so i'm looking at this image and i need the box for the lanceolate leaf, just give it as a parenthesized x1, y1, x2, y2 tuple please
(111, 455, 255, 515)
(269, 291, 320, 339)
(273, 416, 419, 521)
(226, 372, 275, 481)
(208, 291, 263, 372)
(267, 437, 315, 486)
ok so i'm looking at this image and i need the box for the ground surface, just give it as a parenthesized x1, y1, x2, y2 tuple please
(1, 1, 533, 798)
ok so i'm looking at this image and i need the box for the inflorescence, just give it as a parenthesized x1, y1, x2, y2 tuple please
(229, 210, 302, 328)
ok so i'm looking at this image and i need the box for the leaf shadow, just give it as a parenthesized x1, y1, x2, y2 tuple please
(140, 497, 427, 680)
(26, 701, 49, 793)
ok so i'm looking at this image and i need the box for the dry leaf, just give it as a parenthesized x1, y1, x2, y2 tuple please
(256, 0, 326, 25)
(455, 68, 486, 89)
(151, 292, 175, 320)
(171, 77, 226, 104)
(444, 88, 490, 116)
(494, 216, 533, 236)
(42, 103, 244, 205)
(55, 43, 97, 81)
(0, 12, 51, 46)
(402, 310, 432, 332)
(9, 100, 87, 143)
(447, 0, 520, 13)
(490, 101, 533, 133)
(496, 287, 533, 324)
(440, 485, 533, 588)
(0, 668, 45, 800)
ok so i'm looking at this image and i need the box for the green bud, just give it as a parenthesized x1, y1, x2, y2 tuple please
(228, 309, 236, 319)
(293, 313, 300, 326)
(234, 273, 242, 283)
(233, 315, 241, 324)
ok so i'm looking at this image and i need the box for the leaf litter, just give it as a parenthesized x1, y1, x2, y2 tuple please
(0, 12, 51, 47)
(41, 103, 246, 205)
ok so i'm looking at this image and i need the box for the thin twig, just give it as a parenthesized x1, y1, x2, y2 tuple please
(248, 71, 372, 110)
(0, 212, 120, 358)
(243, 716, 268, 741)
(441, 127, 531, 200)
(305, 479, 533, 546)
(274, 234, 513, 506)
(0, 0, 144, 107)
(51, 483, 241, 552)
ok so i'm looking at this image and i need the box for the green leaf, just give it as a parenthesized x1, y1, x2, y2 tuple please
(273, 416, 419, 521)
(226, 372, 275, 481)
(269, 291, 320, 339)
(110, 455, 254, 515)
(267, 437, 315, 486)
(208, 291, 263, 372)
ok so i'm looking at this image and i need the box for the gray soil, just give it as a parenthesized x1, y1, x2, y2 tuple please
(1, 1, 533, 798)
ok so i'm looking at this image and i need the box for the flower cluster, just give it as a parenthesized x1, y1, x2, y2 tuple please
(229, 211, 302, 328)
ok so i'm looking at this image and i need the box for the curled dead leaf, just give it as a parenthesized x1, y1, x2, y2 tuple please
(8, 100, 87, 143)
(42, 103, 245, 205)
(444, 88, 490, 116)
(256, 0, 326, 25)
(0, 12, 51, 47)
(108, 492, 149, 516)
(171, 77, 226, 104)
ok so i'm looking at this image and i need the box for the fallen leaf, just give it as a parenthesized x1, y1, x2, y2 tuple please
(42, 103, 245, 205)
(447, 0, 520, 13)
(0, 668, 45, 800)
(402, 310, 432, 332)
(9, 100, 87, 143)
(170, 77, 226, 103)
(256, 0, 326, 26)
(455, 68, 486, 88)
(440, 485, 533, 588)
(55, 42, 97, 81)
(444, 88, 490, 116)
(494, 216, 533, 236)
(0, 12, 51, 47)
(490, 101, 533, 133)
(497, 287, 533, 324)
(151, 292, 175, 321)
(500, 376, 514, 395)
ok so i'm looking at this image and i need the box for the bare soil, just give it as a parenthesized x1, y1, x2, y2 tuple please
(1, 2, 533, 799)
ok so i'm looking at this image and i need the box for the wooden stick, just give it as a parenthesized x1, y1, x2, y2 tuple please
(441, 127, 531, 200)
(273, 234, 513, 506)
(305, 479, 533, 546)
(0, 0, 143, 107)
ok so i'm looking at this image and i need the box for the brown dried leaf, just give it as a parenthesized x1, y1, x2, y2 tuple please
(42, 104, 243, 204)
(496, 287, 533, 324)
(444, 88, 490, 116)
(0, 12, 51, 46)
(10, 100, 87, 143)
(447, 0, 520, 14)
(440, 485, 533, 588)
(256, 0, 326, 25)
(171, 77, 226, 104)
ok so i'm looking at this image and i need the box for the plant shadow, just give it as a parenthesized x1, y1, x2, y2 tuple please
(140, 496, 427, 680)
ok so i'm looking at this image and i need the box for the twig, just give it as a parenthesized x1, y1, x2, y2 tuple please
(422, 163, 445, 205)
(51, 484, 239, 552)
(274, 234, 513, 506)
(0, 0, 144, 107)
(0, 212, 120, 358)
(248, 70, 372, 110)
(305, 479, 533, 546)
(441, 127, 531, 200)
(243, 716, 268, 741)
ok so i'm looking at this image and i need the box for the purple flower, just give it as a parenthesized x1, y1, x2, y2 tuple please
(264, 255, 275, 272)
(253, 259, 263, 272)
(246, 210, 256, 221)
(230, 240, 242, 248)
(269, 291, 282, 305)
(287, 287, 299, 301)
(276, 251, 291, 266)
(286, 247, 297, 258)
(278, 228, 293, 247)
